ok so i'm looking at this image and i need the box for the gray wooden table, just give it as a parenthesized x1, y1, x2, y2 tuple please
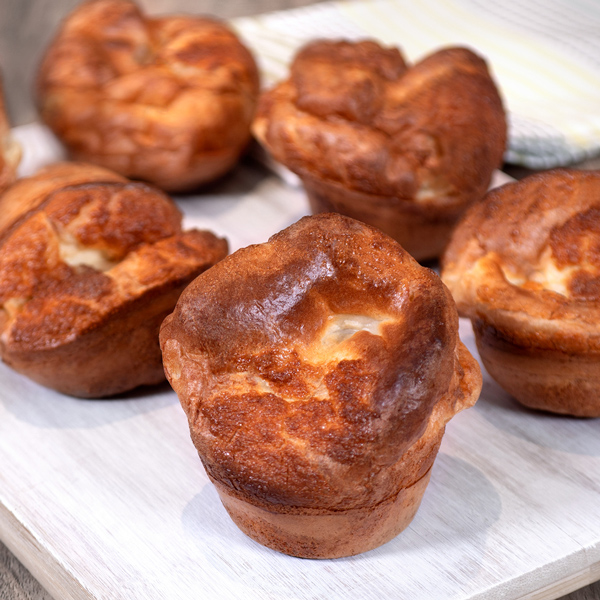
(1, 1, 600, 599)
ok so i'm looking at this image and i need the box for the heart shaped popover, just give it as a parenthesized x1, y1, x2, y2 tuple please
(253, 40, 506, 261)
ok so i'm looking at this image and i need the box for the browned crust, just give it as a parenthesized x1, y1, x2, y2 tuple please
(0, 161, 127, 243)
(37, 0, 260, 192)
(253, 41, 506, 257)
(160, 213, 481, 524)
(442, 169, 600, 416)
(212, 465, 434, 559)
(0, 163, 228, 397)
(443, 169, 600, 348)
(474, 319, 600, 417)
(303, 175, 458, 261)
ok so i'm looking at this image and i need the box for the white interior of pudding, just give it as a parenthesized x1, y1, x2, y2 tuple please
(2, 297, 27, 319)
(415, 180, 453, 203)
(58, 231, 117, 272)
(238, 313, 390, 401)
(528, 248, 574, 296)
(500, 247, 584, 298)
(322, 313, 386, 345)
(500, 265, 526, 287)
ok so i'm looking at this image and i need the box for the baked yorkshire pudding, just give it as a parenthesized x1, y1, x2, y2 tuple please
(443, 169, 600, 417)
(37, 0, 260, 192)
(160, 213, 481, 558)
(0, 76, 21, 194)
(0, 162, 227, 398)
(253, 40, 506, 261)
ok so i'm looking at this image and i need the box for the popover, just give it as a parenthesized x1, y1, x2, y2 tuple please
(443, 169, 600, 417)
(253, 40, 506, 261)
(37, 0, 260, 192)
(160, 212, 481, 558)
(0, 162, 227, 397)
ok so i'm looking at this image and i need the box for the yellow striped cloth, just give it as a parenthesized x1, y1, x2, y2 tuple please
(232, 0, 600, 168)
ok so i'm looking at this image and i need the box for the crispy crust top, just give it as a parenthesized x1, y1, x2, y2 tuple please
(254, 40, 506, 206)
(161, 213, 475, 509)
(0, 162, 227, 353)
(37, 0, 260, 189)
(442, 169, 600, 352)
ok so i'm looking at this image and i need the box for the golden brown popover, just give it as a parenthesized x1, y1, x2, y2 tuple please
(0, 162, 227, 398)
(160, 213, 481, 558)
(0, 75, 21, 194)
(253, 40, 506, 261)
(37, 0, 260, 192)
(443, 169, 600, 417)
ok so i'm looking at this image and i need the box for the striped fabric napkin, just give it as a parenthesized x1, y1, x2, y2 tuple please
(232, 0, 600, 169)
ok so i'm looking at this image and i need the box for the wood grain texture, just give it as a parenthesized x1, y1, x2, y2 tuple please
(0, 541, 52, 600)
(562, 582, 600, 600)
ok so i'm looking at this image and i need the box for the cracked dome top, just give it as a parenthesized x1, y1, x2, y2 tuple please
(161, 213, 480, 510)
(443, 169, 600, 353)
(37, 0, 260, 192)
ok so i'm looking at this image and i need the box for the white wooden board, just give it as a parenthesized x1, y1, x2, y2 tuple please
(1, 125, 600, 600)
